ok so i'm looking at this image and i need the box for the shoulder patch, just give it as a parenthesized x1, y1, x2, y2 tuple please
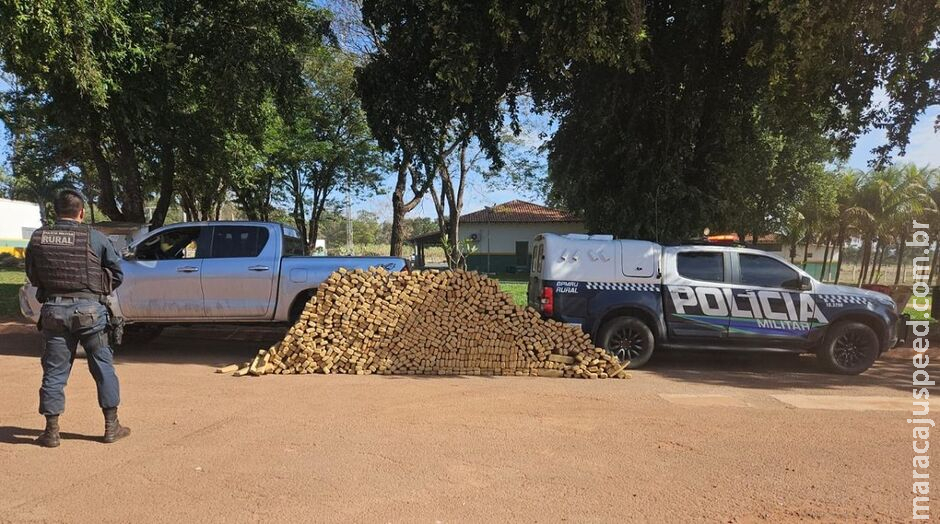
(40, 230, 76, 246)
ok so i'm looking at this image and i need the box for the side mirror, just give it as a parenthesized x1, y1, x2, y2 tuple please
(122, 248, 136, 261)
(800, 275, 812, 291)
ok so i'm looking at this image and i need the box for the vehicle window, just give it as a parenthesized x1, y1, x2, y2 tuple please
(677, 252, 724, 282)
(739, 254, 801, 289)
(136, 227, 203, 261)
(210, 226, 270, 258)
(282, 232, 306, 257)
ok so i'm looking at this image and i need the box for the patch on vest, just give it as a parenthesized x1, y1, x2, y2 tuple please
(40, 230, 76, 246)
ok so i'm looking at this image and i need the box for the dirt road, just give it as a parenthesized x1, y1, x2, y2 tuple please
(0, 321, 929, 522)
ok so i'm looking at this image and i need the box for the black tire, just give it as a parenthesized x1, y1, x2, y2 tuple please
(817, 321, 879, 375)
(118, 324, 164, 348)
(288, 290, 317, 324)
(598, 316, 655, 369)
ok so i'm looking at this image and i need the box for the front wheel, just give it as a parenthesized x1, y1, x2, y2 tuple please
(817, 321, 879, 375)
(598, 317, 655, 369)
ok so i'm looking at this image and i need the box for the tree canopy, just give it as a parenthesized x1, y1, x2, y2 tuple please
(357, 0, 940, 241)
(0, 0, 332, 226)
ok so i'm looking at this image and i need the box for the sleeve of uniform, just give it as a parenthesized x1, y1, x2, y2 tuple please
(25, 240, 37, 285)
(95, 230, 125, 290)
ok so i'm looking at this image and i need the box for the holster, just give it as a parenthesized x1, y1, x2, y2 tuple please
(99, 297, 125, 347)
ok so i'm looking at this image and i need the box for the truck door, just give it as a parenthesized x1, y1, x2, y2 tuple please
(201, 225, 277, 319)
(663, 250, 731, 340)
(725, 252, 817, 347)
(119, 225, 208, 319)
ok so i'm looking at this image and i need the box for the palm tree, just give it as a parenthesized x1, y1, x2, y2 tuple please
(890, 165, 938, 285)
(833, 165, 936, 286)
(832, 171, 867, 284)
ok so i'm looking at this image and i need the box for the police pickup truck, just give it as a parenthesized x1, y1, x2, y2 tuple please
(528, 233, 900, 374)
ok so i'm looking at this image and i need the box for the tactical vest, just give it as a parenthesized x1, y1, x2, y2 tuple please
(29, 223, 110, 297)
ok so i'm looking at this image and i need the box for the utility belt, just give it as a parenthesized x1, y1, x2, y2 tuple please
(45, 292, 106, 302)
(43, 293, 124, 346)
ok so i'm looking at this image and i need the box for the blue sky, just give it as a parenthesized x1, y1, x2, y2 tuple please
(1, 69, 936, 221)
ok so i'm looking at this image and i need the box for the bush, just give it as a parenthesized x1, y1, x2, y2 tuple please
(0, 253, 25, 270)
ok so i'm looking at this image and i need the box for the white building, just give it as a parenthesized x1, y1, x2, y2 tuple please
(0, 198, 42, 258)
(410, 200, 586, 272)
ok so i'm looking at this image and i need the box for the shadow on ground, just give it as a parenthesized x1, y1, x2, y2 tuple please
(115, 325, 283, 366)
(0, 321, 283, 367)
(0, 320, 924, 390)
(641, 348, 921, 391)
(0, 426, 100, 445)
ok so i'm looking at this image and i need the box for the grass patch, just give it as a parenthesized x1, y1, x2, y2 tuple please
(496, 279, 528, 307)
(0, 269, 26, 319)
(904, 293, 936, 323)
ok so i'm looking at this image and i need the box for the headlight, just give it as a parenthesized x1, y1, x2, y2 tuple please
(873, 295, 896, 309)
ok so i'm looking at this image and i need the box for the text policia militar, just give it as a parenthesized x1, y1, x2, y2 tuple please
(908, 220, 932, 520)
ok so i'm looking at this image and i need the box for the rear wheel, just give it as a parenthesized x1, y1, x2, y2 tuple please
(817, 321, 879, 375)
(598, 317, 655, 369)
(288, 290, 317, 324)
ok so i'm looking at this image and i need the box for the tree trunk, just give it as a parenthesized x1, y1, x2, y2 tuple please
(150, 143, 176, 229)
(88, 133, 125, 221)
(429, 142, 471, 269)
(834, 227, 846, 284)
(894, 237, 906, 286)
(389, 155, 431, 257)
(869, 241, 886, 285)
(869, 240, 888, 284)
(929, 241, 940, 286)
(867, 243, 878, 284)
(390, 196, 407, 257)
(819, 232, 832, 281)
(858, 236, 872, 286)
(288, 167, 308, 247)
(111, 116, 146, 222)
(308, 178, 332, 253)
(801, 238, 810, 269)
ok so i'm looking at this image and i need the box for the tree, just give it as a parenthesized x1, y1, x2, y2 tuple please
(356, 0, 939, 241)
(279, 47, 383, 251)
(0, 0, 330, 227)
(0, 163, 11, 199)
(834, 165, 936, 285)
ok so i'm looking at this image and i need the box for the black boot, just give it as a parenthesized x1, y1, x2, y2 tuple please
(103, 407, 130, 443)
(36, 415, 60, 448)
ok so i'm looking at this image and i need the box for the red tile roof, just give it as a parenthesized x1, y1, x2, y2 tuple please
(461, 200, 580, 223)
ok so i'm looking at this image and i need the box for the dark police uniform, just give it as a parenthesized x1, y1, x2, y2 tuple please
(25, 219, 124, 417)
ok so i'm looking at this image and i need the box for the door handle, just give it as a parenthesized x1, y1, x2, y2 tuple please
(177, 266, 199, 273)
(248, 265, 270, 272)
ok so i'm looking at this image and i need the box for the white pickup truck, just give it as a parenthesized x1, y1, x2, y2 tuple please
(20, 221, 407, 343)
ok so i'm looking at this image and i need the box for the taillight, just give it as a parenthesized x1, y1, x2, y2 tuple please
(540, 286, 554, 316)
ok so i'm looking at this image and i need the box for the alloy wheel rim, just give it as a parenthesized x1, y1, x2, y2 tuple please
(609, 327, 645, 362)
(833, 331, 872, 369)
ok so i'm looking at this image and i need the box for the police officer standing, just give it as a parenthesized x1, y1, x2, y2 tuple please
(25, 189, 130, 447)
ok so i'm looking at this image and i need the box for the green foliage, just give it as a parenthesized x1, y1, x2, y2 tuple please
(0, 268, 25, 319)
(357, 0, 939, 241)
(279, 47, 384, 246)
(439, 233, 477, 270)
(0, 0, 331, 226)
